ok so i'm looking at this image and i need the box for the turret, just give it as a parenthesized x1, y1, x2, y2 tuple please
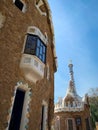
(66, 61, 77, 97)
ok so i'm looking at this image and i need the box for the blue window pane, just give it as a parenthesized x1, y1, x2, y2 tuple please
(41, 56, 43, 61)
(27, 35, 36, 45)
(41, 42, 43, 47)
(42, 55, 45, 63)
(24, 34, 37, 55)
(37, 39, 40, 47)
(36, 48, 39, 57)
(24, 34, 46, 63)
(39, 55, 42, 60)
(40, 47, 43, 54)
(43, 46, 46, 53)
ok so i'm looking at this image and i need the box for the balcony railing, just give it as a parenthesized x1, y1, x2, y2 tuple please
(54, 103, 84, 113)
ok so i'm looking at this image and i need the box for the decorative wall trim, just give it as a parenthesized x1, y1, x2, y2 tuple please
(22, 26, 48, 54)
(43, 0, 58, 70)
(55, 116, 60, 130)
(6, 82, 32, 130)
(20, 54, 45, 83)
(46, 64, 50, 80)
(27, 26, 48, 45)
(0, 12, 6, 29)
(41, 100, 48, 130)
(55, 98, 85, 113)
(35, 0, 58, 71)
(35, 0, 47, 16)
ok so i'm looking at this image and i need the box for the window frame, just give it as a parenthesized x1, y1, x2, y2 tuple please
(67, 118, 75, 130)
(24, 34, 47, 64)
(68, 119, 73, 130)
(13, 0, 27, 13)
(6, 83, 32, 130)
(75, 117, 81, 126)
(40, 100, 48, 130)
(8, 88, 25, 130)
(85, 118, 90, 130)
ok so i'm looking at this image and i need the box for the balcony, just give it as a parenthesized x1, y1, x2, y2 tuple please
(20, 54, 45, 83)
(54, 103, 84, 113)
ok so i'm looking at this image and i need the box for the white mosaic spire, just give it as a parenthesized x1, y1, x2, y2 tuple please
(68, 60, 74, 84)
(54, 62, 86, 113)
(66, 61, 77, 97)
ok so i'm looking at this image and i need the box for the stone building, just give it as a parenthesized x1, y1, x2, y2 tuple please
(0, 0, 57, 130)
(54, 62, 91, 130)
(96, 122, 98, 130)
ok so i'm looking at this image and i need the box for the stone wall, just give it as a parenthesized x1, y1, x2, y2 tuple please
(96, 122, 98, 130)
(54, 105, 91, 130)
(0, 0, 55, 130)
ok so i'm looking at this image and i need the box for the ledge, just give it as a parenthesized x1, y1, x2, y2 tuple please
(54, 106, 84, 113)
(20, 54, 45, 83)
(27, 26, 48, 45)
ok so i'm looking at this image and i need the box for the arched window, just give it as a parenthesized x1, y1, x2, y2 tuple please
(6, 82, 32, 130)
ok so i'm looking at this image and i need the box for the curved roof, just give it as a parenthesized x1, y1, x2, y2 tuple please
(63, 63, 82, 102)
(63, 80, 82, 102)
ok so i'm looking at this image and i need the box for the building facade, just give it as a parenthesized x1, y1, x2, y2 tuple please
(0, 0, 57, 130)
(54, 62, 91, 130)
(96, 122, 98, 130)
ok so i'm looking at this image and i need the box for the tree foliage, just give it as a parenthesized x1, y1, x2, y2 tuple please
(88, 88, 98, 129)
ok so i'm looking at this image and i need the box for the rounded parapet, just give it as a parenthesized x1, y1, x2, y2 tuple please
(20, 54, 45, 83)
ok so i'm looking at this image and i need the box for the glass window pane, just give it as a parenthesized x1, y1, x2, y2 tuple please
(43, 46, 46, 53)
(15, 0, 24, 11)
(68, 119, 73, 130)
(36, 48, 39, 57)
(30, 49, 35, 54)
(39, 55, 42, 60)
(40, 47, 43, 54)
(24, 34, 37, 55)
(37, 39, 40, 47)
(24, 34, 46, 63)
(27, 35, 37, 46)
(41, 55, 43, 61)
(36, 38, 46, 63)
(42, 54, 45, 63)
(40, 41, 43, 47)
(76, 117, 81, 125)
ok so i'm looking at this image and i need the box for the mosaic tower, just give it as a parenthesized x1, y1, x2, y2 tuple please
(54, 62, 91, 130)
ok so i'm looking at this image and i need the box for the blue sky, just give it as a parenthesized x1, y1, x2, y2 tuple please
(48, 0, 98, 102)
